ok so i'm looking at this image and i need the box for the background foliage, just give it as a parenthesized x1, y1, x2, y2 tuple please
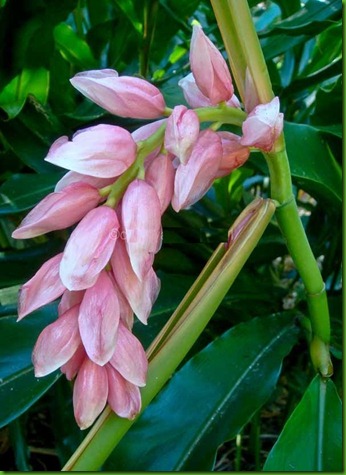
(0, 0, 342, 471)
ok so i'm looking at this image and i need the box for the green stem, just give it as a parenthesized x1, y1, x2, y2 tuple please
(62, 198, 276, 471)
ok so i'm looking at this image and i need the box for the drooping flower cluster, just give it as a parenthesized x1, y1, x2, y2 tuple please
(12, 23, 283, 429)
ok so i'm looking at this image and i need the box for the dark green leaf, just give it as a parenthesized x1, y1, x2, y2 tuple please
(0, 305, 60, 428)
(0, 173, 63, 216)
(264, 375, 342, 471)
(105, 313, 299, 471)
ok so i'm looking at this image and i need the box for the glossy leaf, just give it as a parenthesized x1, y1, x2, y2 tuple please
(54, 23, 98, 70)
(0, 305, 60, 428)
(0, 173, 62, 216)
(105, 313, 299, 471)
(264, 375, 342, 471)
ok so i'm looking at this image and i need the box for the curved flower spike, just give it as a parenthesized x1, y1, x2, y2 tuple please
(73, 358, 109, 430)
(240, 97, 284, 152)
(172, 129, 222, 211)
(70, 69, 166, 119)
(45, 124, 137, 178)
(17, 253, 65, 320)
(121, 179, 162, 281)
(78, 270, 120, 366)
(164, 105, 200, 165)
(190, 25, 234, 105)
(60, 206, 119, 291)
(32, 305, 81, 377)
(12, 182, 101, 239)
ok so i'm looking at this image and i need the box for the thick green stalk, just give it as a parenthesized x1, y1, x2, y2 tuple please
(211, 0, 332, 376)
(62, 198, 275, 471)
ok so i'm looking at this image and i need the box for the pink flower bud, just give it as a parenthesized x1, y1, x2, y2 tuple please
(18, 253, 65, 320)
(109, 274, 134, 330)
(45, 124, 137, 178)
(172, 129, 222, 211)
(109, 322, 147, 387)
(78, 271, 120, 366)
(32, 305, 81, 377)
(178, 73, 240, 109)
(106, 364, 141, 419)
(190, 25, 234, 105)
(131, 119, 167, 162)
(55, 171, 114, 192)
(240, 97, 284, 152)
(111, 239, 160, 324)
(12, 183, 101, 239)
(61, 345, 86, 381)
(73, 358, 108, 429)
(216, 131, 250, 178)
(164, 105, 200, 164)
(70, 69, 166, 119)
(60, 206, 119, 291)
(121, 179, 162, 281)
(145, 153, 175, 214)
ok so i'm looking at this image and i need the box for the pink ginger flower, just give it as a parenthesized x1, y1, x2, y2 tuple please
(145, 153, 175, 214)
(58, 289, 85, 316)
(106, 364, 141, 420)
(240, 97, 284, 152)
(73, 358, 109, 430)
(78, 270, 120, 366)
(70, 69, 166, 119)
(178, 73, 240, 109)
(17, 253, 65, 320)
(109, 321, 147, 387)
(61, 345, 87, 381)
(111, 238, 160, 324)
(45, 124, 137, 178)
(216, 131, 250, 178)
(32, 305, 81, 377)
(190, 25, 234, 105)
(164, 105, 200, 164)
(60, 206, 119, 291)
(121, 179, 162, 281)
(172, 129, 223, 212)
(12, 183, 101, 239)
(55, 171, 114, 192)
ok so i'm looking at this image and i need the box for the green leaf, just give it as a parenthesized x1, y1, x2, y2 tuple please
(54, 23, 98, 70)
(0, 305, 60, 428)
(264, 375, 342, 471)
(284, 122, 342, 207)
(0, 67, 49, 119)
(105, 313, 299, 471)
(0, 172, 62, 216)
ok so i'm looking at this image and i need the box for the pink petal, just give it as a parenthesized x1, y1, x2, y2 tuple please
(121, 180, 162, 281)
(60, 206, 119, 291)
(58, 289, 85, 316)
(45, 124, 137, 178)
(164, 105, 200, 164)
(32, 305, 81, 377)
(145, 153, 175, 214)
(18, 253, 65, 320)
(109, 322, 148, 387)
(190, 25, 233, 105)
(216, 131, 250, 178)
(240, 97, 284, 152)
(111, 238, 160, 324)
(12, 182, 101, 239)
(172, 129, 222, 211)
(70, 70, 166, 119)
(73, 358, 108, 429)
(106, 364, 141, 419)
(55, 171, 114, 192)
(61, 345, 87, 381)
(78, 270, 120, 366)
